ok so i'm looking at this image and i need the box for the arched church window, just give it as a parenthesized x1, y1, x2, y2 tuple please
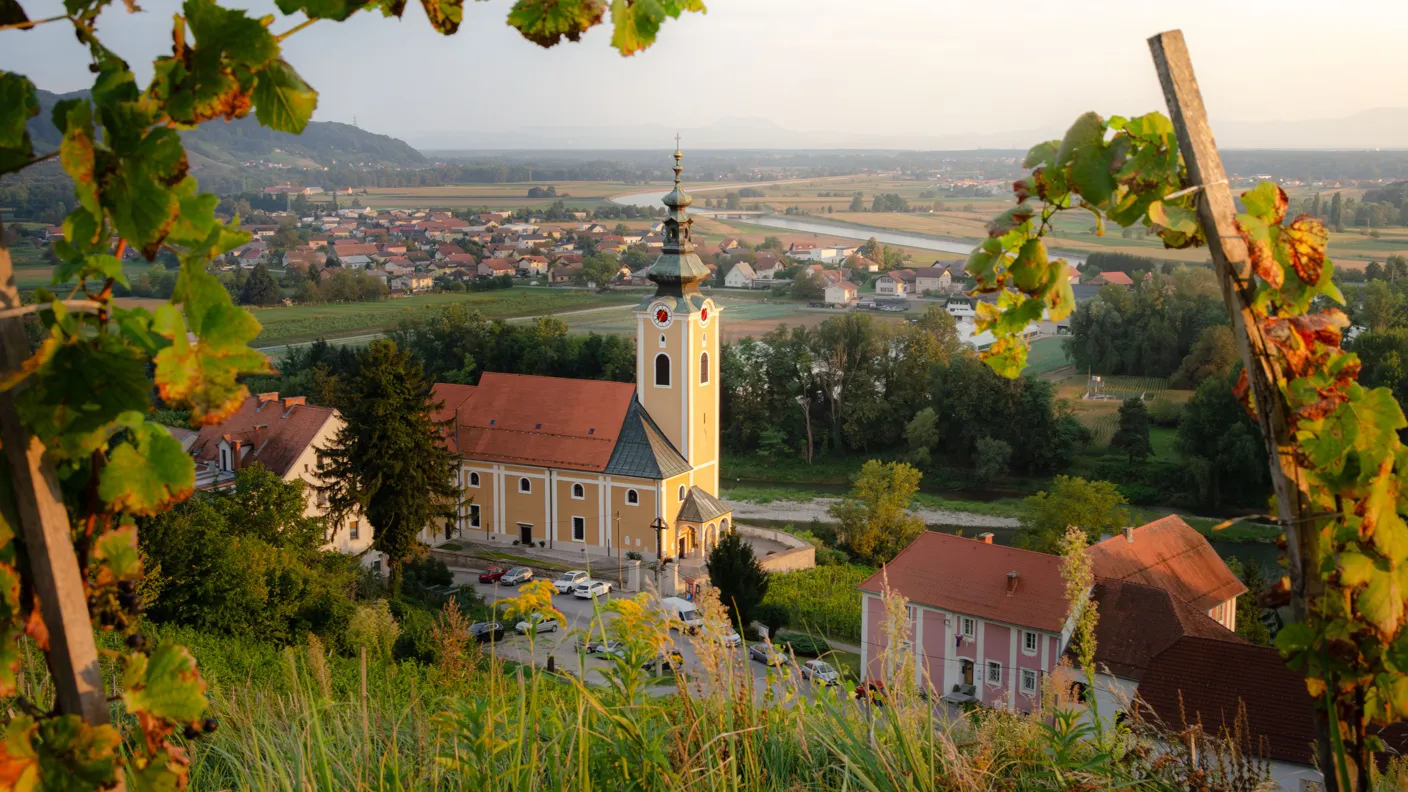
(655, 353, 671, 387)
(700, 352, 710, 385)
(572, 483, 585, 499)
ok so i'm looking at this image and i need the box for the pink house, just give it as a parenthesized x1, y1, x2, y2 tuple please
(858, 532, 1073, 714)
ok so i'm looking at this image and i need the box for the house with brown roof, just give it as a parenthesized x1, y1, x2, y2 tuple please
(878, 269, 916, 296)
(177, 392, 372, 559)
(1087, 516, 1246, 631)
(434, 157, 732, 569)
(478, 258, 517, 277)
(1088, 270, 1134, 287)
(858, 531, 1073, 714)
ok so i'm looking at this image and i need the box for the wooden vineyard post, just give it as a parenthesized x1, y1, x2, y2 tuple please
(0, 233, 109, 724)
(1147, 29, 1337, 789)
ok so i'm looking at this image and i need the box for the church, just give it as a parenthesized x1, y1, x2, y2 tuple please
(428, 149, 732, 563)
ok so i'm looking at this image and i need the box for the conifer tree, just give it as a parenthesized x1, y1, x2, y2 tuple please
(1110, 396, 1154, 463)
(240, 260, 282, 305)
(706, 530, 769, 630)
(316, 340, 460, 592)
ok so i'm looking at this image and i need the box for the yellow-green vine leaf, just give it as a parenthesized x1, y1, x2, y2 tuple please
(1056, 111, 1103, 166)
(0, 563, 21, 697)
(1045, 270, 1077, 322)
(100, 422, 196, 517)
(965, 238, 1005, 292)
(0, 72, 38, 176)
(1241, 181, 1288, 225)
(508, 0, 606, 48)
(1358, 561, 1407, 640)
(123, 644, 209, 723)
(980, 336, 1028, 379)
(420, 0, 464, 33)
(14, 330, 152, 461)
(253, 59, 318, 134)
(1008, 238, 1051, 294)
(0, 714, 123, 791)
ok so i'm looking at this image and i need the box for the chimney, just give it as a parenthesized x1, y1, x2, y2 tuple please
(1006, 571, 1020, 596)
(256, 392, 279, 411)
(231, 439, 243, 471)
(282, 396, 305, 417)
(1123, 526, 1135, 543)
(252, 424, 268, 453)
(978, 532, 994, 544)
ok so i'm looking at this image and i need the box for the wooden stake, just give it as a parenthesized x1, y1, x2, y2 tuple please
(0, 230, 108, 725)
(1147, 28, 1335, 789)
(360, 644, 369, 744)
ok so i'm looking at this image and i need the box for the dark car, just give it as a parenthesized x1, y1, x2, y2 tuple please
(643, 650, 685, 673)
(855, 680, 887, 705)
(478, 566, 507, 584)
(469, 621, 506, 643)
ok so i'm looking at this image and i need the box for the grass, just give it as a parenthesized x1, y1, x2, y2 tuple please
(722, 451, 873, 485)
(252, 288, 637, 345)
(911, 492, 1028, 519)
(479, 552, 577, 572)
(1022, 336, 1070, 376)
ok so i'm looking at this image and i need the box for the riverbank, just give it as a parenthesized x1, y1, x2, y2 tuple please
(724, 495, 1020, 530)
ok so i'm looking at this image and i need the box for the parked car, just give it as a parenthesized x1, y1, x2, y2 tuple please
(478, 566, 507, 584)
(553, 570, 590, 594)
(515, 613, 561, 635)
(661, 596, 705, 634)
(713, 628, 743, 648)
(593, 640, 625, 658)
(469, 622, 505, 643)
(855, 680, 887, 705)
(572, 580, 612, 599)
(801, 660, 840, 686)
(748, 643, 788, 667)
(499, 567, 533, 585)
(574, 634, 604, 654)
(643, 650, 685, 673)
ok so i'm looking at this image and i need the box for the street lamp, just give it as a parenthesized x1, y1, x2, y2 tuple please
(650, 517, 669, 591)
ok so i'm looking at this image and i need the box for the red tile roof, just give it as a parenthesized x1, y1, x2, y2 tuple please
(449, 373, 635, 472)
(188, 393, 337, 482)
(1135, 637, 1316, 766)
(1087, 516, 1246, 612)
(1092, 271, 1134, 286)
(858, 532, 1070, 632)
(431, 383, 477, 453)
(332, 243, 377, 257)
(1089, 579, 1243, 681)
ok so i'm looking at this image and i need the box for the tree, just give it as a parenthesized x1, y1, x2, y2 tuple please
(1223, 557, 1272, 647)
(1365, 261, 1384, 281)
(240, 260, 282, 305)
(1171, 325, 1239, 388)
(758, 236, 784, 252)
(581, 253, 621, 286)
(706, 530, 768, 630)
(1175, 372, 1271, 508)
(316, 341, 460, 593)
(1110, 397, 1153, 462)
(792, 269, 826, 300)
(1019, 475, 1129, 552)
(972, 436, 1012, 486)
(1330, 191, 1344, 230)
(859, 237, 883, 260)
(754, 603, 790, 638)
(848, 193, 864, 212)
(904, 407, 939, 465)
(829, 460, 925, 565)
(1358, 279, 1406, 333)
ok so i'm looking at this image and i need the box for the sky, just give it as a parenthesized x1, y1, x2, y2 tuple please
(5, 0, 1408, 149)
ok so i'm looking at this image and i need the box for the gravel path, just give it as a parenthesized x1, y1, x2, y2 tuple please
(724, 497, 1019, 529)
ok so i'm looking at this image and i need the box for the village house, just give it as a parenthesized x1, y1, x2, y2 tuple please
(824, 281, 858, 306)
(913, 264, 960, 294)
(392, 273, 434, 293)
(478, 258, 517, 277)
(282, 249, 326, 272)
(845, 254, 880, 272)
(430, 155, 732, 565)
(877, 269, 915, 296)
(752, 256, 785, 281)
(723, 261, 756, 289)
(859, 531, 1071, 714)
(518, 255, 549, 276)
(1087, 270, 1134, 287)
(549, 263, 583, 284)
(166, 393, 373, 559)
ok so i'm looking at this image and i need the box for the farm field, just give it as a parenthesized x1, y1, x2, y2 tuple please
(1054, 374, 1192, 447)
(312, 181, 671, 210)
(249, 288, 638, 346)
(1022, 336, 1070, 376)
(695, 216, 964, 264)
(560, 293, 911, 342)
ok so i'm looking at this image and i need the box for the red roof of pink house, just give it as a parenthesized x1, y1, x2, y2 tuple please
(1086, 515, 1246, 613)
(858, 532, 1070, 632)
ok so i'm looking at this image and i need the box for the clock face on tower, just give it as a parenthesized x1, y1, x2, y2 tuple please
(650, 303, 673, 329)
(699, 299, 714, 327)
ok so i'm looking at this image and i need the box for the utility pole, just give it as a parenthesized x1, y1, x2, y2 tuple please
(615, 510, 622, 585)
(650, 517, 668, 592)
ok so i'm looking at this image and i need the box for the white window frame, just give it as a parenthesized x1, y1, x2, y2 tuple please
(469, 504, 480, 527)
(678, 484, 686, 501)
(519, 477, 531, 494)
(986, 660, 1001, 687)
(962, 617, 976, 639)
(626, 489, 639, 505)
(571, 483, 585, 500)
(1023, 631, 1038, 656)
(1021, 668, 1038, 695)
(468, 471, 480, 488)
(572, 516, 586, 542)
(219, 446, 231, 472)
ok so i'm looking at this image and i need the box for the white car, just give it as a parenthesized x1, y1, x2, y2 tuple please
(553, 570, 590, 594)
(713, 628, 743, 648)
(801, 659, 840, 686)
(500, 566, 533, 585)
(514, 613, 561, 635)
(572, 580, 612, 599)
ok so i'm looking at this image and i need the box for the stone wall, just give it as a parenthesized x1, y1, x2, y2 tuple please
(736, 525, 816, 573)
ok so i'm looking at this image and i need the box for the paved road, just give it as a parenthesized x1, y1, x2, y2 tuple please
(452, 568, 834, 698)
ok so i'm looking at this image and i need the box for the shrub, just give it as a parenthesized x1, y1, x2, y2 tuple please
(626, 550, 643, 561)
(391, 602, 437, 664)
(347, 600, 400, 661)
(774, 632, 830, 657)
(755, 603, 790, 637)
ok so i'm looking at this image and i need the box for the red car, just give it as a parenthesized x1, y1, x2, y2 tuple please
(855, 680, 887, 706)
(479, 566, 507, 584)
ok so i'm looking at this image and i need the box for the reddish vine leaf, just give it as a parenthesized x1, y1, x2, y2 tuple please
(1241, 181, 1288, 225)
(123, 643, 209, 724)
(985, 205, 1035, 238)
(0, 564, 21, 697)
(100, 423, 196, 516)
(420, 0, 464, 33)
(1235, 214, 1282, 289)
(0, 714, 122, 791)
(1284, 214, 1330, 285)
(508, 0, 606, 47)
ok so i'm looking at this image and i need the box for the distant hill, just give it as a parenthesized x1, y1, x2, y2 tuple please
(28, 89, 428, 170)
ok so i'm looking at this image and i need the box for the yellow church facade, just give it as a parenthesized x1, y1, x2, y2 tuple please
(427, 149, 732, 563)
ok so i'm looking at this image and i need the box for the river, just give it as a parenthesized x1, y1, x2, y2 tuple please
(612, 191, 1087, 264)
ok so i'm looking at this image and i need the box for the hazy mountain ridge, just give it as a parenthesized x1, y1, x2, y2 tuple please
(28, 88, 428, 169)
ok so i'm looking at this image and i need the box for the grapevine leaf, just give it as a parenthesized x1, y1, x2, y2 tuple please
(1069, 143, 1117, 208)
(1283, 215, 1329, 285)
(1299, 403, 1356, 473)
(1241, 181, 1288, 225)
(1022, 139, 1059, 169)
(129, 745, 192, 792)
(92, 526, 143, 593)
(100, 423, 195, 516)
(985, 205, 1035, 239)
(1275, 621, 1315, 655)
(1235, 214, 1282, 289)
(61, 206, 102, 253)
(1045, 268, 1077, 322)
(253, 59, 318, 134)
(1032, 165, 1068, 205)
(273, 0, 370, 20)
(0, 713, 36, 789)
(1147, 199, 1198, 234)
(0, 715, 123, 791)
(420, 0, 463, 33)
(610, 0, 664, 55)
(102, 127, 188, 259)
(964, 238, 1004, 292)
(164, 178, 220, 247)
(979, 335, 1027, 380)
(184, 0, 279, 67)
(152, 283, 269, 425)
(123, 643, 209, 722)
(0, 0, 28, 26)
(13, 331, 152, 460)
(507, 0, 606, 48)
(1358, 561, 1405, 639)
(0, 563, 21, 697)
(1008, 237, 1050, 294)
(1341, 552, 1376, 587)
(1056, 111, 1103, 167)
(0, 71, 38, 175)
(56, 100, 100, 219)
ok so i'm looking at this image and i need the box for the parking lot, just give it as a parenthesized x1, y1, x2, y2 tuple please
(452, 568, 839, 698)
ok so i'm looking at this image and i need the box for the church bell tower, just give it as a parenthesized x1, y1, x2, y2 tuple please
(635, 144, 720, 495)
